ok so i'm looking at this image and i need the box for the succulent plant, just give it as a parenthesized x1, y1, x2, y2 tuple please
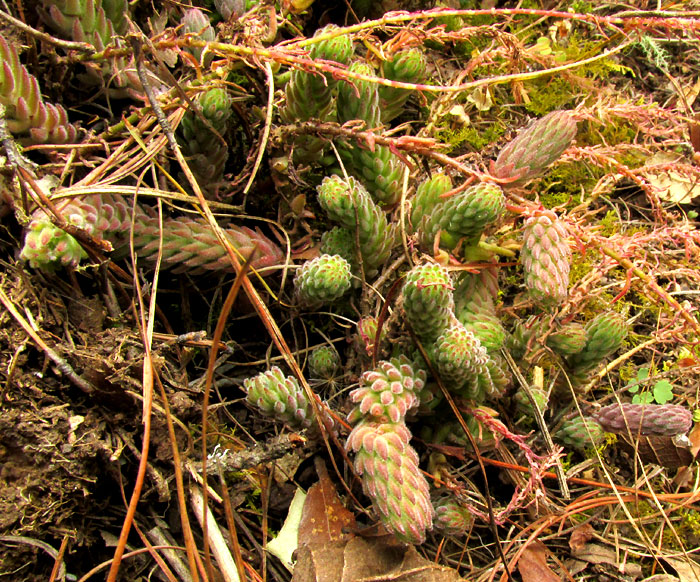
(411, 173, 453, 228)
(485, 353, 512, 397)
(40, 0, 128, 49)
(308, 345, 341, 381)
(39, 0, 136, 91)
(440, 184, 506, 248)
(453, 269, 499, 310)
(178, 88, 233, 195)
(567, 312, 628, 373)
(214, 0, 245, 20)
(402, 263, 455, 343)
(127, 215, 283, 275)
(320, 227, 356, 267)
(346, 420, 433, 544)
(492, 110, 577, 184)
(340, 142, 405, 207)
(520, 210, 571, 305)
(102, 0, 129, 34)
(21, 221, 87, 269)
(317, 175, 394, 275)
(336, 61, 405, 206)
(433, 496, 474, 535)
(294, 254, 353, 307)
(281, 24, 354, 124)
(379, 48, 427, 123)
(181, 8, 216, 65)
(506, 316, 547, 360)
(348, 356, 426, 424)
(243, 367, 313, 429)
(337, 61, 381, 126)
(344, 355, 434, 544)
(21, 193, 134, 269)
(459, 315, 507, 353)
(593, 403, 692, 437)
(514, 386, 549, 417)
(357, 316, 384, 356)
(473, 369, 498, 403)
(280, 25, 354, 164)
(414, 182, 506, 250)
(403, 264, 501, 402)
(454, 271, 506, 352)
(431, 322, 489, 399)
(555, 416, 606, 452)
(0, 35, 79, 144)
(546, 322, 587, 356)
(21, 193, 284, 274)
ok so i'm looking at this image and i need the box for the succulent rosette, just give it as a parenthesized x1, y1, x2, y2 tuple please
(492, 110, 577, 184)
(21, 194, 283, 274)
(546, 322, 587, 356)
(281, 24, 354, 124)
(243, 367, 312, 429)
(357, 316, 383, 356)
(348, 356, 426, 424)
(431, 322, 489, 399)
(178, 87, 234, 193)
(308, 345, 341, 381)
(0, 35, 78, 144)
(181, 8, 215, 64)
(379, 48, 427, 123)
(433, 496, 474, 535)
(593, 403, 692, 437)
(294, 254, 353, 306)
(402, 263, 455, 343)
(346, 421, 434, 544)
(567, 312, 628, 373)
(414, 181, 506, 250)
(454, 271, 506, 352)
(317, 175, 394, 274)
(336, 61, 406, 206)
(555, 416, 606, 452)
(412, 173, 453, 230)
(520, 210, 571, 305)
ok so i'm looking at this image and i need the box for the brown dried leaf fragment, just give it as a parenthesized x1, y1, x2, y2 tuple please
(298, 458, 356, 545)
(516, 541, 560, 582)
(569, 523, 594, 553)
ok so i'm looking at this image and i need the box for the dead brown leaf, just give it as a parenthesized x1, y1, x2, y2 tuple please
(293, 459, 463, 582)
(690, 114, 700, 155)
(292, 541, 346, 582)
(663, 557, 700, 582)
(292, 537, 463, 582)
(297, 459, 356, 546)
(572, 543, 642, 578)
(616, 434, 694, 469)
(569, 523, 594, 553)
(516, 541, 560, 582)
(645, 152, 700, 204)
(688, 423, 700, 459)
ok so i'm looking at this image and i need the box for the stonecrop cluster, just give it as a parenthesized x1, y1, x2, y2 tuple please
(5, 3, 690, 548)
